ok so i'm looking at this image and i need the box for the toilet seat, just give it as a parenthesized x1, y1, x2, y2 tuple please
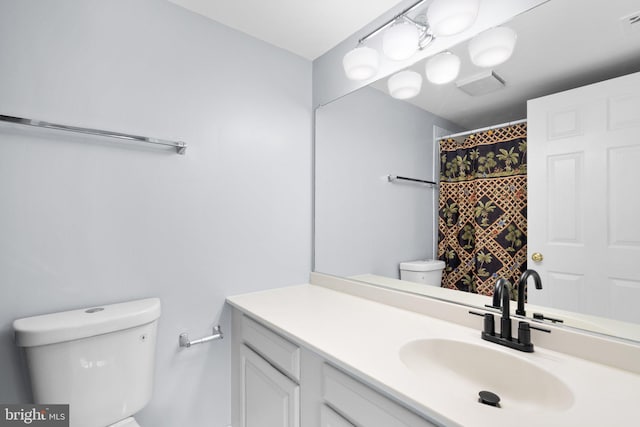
(107, 417, 140, 427)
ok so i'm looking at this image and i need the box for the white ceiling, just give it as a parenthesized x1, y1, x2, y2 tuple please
(167, 0, 405, 60)
(372, 0, 640, 129)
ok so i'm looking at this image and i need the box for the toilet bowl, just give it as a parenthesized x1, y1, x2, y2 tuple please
(400, 259, 445, 285)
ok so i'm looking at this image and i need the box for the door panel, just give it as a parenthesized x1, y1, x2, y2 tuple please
(528, 71, 640, 322)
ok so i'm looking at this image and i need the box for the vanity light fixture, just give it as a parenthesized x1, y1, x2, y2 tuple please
(342, 0, 518, 100)
(383, 21, 421, 61)
(427, 0, 481, 36)
(425, 51, 461, 84)
(343, 0, 478, 81)
(468, 26, 518, 67)
(388, 70, 423, 99)
(343, 45, 380, 80)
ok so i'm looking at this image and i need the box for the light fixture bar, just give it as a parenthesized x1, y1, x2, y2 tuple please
(358, 0, 428, 45)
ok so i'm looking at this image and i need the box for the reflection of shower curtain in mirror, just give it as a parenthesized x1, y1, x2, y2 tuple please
(437, 123, 527, 298)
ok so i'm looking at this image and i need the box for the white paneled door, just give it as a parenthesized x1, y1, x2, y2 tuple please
(527, 71, 640, 323)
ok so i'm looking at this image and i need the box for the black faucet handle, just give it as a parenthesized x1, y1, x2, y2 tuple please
(518, 321, 531, 345)
(483, 313, 495, 336)
(468, 311, 496, 336)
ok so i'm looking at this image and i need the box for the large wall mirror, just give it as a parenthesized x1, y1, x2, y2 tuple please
(314, 0, 640, 342)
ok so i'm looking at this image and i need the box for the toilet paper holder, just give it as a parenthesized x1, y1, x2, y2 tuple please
(179, 325, 223, 348)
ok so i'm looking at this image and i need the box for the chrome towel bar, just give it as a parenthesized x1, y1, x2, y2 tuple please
(0, 114, 187, 155)
(387, 175, 437, 186)
(179, 325, 223, 348)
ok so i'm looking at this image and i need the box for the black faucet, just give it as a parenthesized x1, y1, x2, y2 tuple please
(516, 270, 542, 316)
(499, 279, 512, 339)
(469, 277, 550, 353)
(492, 277, 508, 308)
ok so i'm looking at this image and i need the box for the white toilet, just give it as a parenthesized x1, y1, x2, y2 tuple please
(13, 298, 161, 427)
(399, 259, 446, 286)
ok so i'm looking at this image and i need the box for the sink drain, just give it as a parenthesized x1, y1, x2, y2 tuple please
(478, 390, 501, 407)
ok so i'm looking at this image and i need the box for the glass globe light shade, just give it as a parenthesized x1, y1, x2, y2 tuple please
(383, 22, 419, 61)
(343, 46, 380, 80)
(427, 0, 480, 36)
(387, 70, 423, 99)
(425, 52, 461, 84)
(468, 27, 517, 67)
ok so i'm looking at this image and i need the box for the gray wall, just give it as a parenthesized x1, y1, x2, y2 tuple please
(315, 87, 459, 278)
(0, 1, 311, 426)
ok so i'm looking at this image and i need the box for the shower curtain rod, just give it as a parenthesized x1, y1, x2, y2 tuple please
(440, 118, 527, 141)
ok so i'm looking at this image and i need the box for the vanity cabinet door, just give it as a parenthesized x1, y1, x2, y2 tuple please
(240, 344, 300, 427)
(242, 314, 301, 381)
(323, 364, 437, 427)
(320, 405, 354, 427)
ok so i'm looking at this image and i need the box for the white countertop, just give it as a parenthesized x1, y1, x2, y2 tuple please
(351, 273, 640, 341)
(227, 283, 640, 427)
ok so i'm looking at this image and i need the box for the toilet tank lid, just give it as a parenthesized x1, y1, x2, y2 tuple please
(13, 298, 161, 347)
(400, 260, 446, 272)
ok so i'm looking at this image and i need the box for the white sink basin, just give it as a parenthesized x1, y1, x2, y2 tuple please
(399, 339, 574, 412)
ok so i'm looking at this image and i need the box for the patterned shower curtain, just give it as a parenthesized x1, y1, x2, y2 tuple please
(437, 123, 527, 298)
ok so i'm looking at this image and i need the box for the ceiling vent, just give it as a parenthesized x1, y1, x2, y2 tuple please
(620, 12, 640, 34)
(456, 70, 505, 96)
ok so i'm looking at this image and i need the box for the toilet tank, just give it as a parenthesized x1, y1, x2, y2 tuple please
(13, 298, 161, 427)
(400, 260, 446, 286)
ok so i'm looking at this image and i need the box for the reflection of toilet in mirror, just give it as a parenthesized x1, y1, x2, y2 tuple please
(400, 260, 445, 286)
(13, 298, 161, 427)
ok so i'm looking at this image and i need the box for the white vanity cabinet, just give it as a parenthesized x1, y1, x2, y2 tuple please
(231, 309, 440, 427)
(236, 315, 301, 427)
(240, 345, 300, 427)
(322, 364, 437, 427)
(320, 405, 354, 427)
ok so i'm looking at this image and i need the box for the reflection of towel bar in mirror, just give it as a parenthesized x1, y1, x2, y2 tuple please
(387, 175, 437, 186)
(0, 114, 187, 155)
